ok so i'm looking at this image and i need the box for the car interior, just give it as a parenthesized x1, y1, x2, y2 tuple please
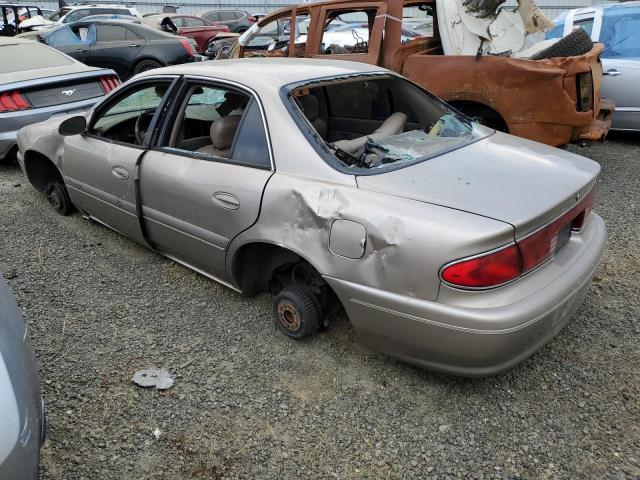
(166, 85, 250, 156)
(90, 83, 169, 145)
(292, 76, 482, 169)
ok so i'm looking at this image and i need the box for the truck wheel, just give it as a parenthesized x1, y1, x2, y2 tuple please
(273, 285, 320, 339)
(531, 28, 593, 60)
(45, 182, 73, 216)
(133, 59, 162, 75)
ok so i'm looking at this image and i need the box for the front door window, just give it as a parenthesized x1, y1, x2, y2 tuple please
(90, 82, 171, 146)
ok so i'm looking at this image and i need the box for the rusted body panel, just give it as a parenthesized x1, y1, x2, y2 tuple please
(235, 0, 613, 146)
(402, 45, 610, 145)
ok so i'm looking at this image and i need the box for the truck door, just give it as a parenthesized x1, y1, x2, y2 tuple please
(309, 3, 386, 65)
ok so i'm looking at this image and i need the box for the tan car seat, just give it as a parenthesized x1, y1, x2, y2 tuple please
(196, 115, 242, 157)
(332, 112, 407, 154)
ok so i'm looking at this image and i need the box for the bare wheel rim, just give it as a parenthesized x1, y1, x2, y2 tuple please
(277, 302, 301, 332)
(47, 190, 61, 209)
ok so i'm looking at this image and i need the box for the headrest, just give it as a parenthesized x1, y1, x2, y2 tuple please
(155, 85, 168, 98)
(299, 95, 320, 121)
(210, 115, 242, 150)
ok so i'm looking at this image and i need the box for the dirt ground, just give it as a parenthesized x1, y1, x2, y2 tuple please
(0, 133, 638, 479)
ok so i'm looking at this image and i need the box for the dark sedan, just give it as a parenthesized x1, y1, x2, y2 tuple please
(37, 20, 196, 80)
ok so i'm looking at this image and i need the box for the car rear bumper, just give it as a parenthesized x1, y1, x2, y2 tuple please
(325, 213, 606, 376)
(0, 97, 98, 160)
(576, 98, 615, 141)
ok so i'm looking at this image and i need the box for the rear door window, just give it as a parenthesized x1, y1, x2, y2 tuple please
(219, 11, 235, 21)
(96, 24, 127, 42)
(183, 17, 206, 27)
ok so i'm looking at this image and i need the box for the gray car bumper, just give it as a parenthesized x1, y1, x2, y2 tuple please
(0, 97, 98, 160)
(325, 213, 606, 376)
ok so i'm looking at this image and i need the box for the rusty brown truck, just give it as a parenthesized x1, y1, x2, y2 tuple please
(229, 0, 613, 146)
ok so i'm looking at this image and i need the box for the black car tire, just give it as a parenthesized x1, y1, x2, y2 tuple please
(531, 28, 593, 60)
(273, 285, 320, 339)
(236, 27, 248, 34)
(133, 59, 163, 75)
(45, 182, 73, 216)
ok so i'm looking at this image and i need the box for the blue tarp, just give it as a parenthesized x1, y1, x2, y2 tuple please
(43, 24, 95, 47)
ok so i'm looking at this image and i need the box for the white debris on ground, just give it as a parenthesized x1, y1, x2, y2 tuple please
(132, 368, 174, 390)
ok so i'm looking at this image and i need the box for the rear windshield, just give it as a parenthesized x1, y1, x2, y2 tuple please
(288, 74, 491, 175)
(0, 43, 74, 73)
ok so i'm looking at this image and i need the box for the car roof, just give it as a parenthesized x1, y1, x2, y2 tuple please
(63, 4, 134, 10)
(137, 58, 389, 92)
(569, 1, 640, 14)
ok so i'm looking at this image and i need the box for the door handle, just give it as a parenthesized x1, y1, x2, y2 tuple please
(112, 165, 129, 181)
(75, 48, 87, 53)
(128, 44, 140, 47)
(604, 69, 622, 77)
(212, 192, 239, 210)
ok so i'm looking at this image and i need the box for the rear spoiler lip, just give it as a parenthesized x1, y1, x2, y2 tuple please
(0, 68, 118, 94)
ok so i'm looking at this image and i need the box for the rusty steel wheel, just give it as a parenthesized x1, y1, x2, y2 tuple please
(273, 285, 320, 339)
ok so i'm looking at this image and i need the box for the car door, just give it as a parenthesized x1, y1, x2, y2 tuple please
(89, 24, 144, 79)
(62, 77, 178, 244)
(309, 4, 386, 65)
(597, 7, 640, 130)
(139, 79, 273, 280)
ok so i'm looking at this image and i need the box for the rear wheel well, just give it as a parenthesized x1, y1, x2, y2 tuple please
(23, 151, 64, 192)
(448, 101, 509, 132)
(232, 243, 342, 320)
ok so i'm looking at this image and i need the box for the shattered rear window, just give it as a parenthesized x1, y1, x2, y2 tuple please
(288, 74, 491, 174)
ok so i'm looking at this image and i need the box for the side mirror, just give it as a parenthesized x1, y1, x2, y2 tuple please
(58, 115, 87, 136)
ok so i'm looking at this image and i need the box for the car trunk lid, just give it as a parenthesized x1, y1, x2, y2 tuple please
(0, 69, 118, 110)
(355, 131, 600, 237)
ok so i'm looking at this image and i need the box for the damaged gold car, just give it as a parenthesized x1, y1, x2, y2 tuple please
(17, 60, 606, 375)
(230, 0, 614, 146)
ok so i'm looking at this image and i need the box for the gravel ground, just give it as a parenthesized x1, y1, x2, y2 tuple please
(1, 133, 639, 480)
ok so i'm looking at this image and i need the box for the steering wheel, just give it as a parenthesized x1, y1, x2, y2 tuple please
(134, 111, 155, 145)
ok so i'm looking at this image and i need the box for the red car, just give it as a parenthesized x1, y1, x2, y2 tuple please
(143, 14, 230, 53)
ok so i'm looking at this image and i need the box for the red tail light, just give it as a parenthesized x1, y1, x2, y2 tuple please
(0, 91, 29, 113)
(441, 244, 522, 288)
(519, 188, 595, 273)
(179, 38, 195, 57)
(99, 76, 120, 94)
(442, 188, 596, 289)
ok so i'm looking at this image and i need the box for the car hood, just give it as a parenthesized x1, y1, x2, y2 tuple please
(356, 131, 600, 237)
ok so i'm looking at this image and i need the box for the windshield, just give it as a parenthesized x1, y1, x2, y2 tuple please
(48, 8, 70, 21)
(290, 75, 491, 174)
